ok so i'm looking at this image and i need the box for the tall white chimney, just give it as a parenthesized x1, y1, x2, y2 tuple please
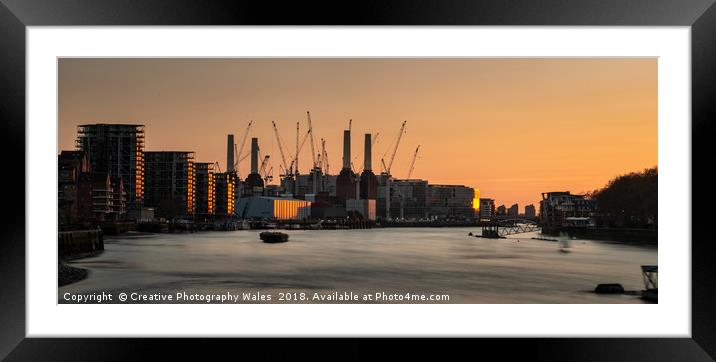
(342, 130, 351, 170)
(364, 133, 372, 171)
(227, 134, 235, 172)
(250, 137, 259, 174)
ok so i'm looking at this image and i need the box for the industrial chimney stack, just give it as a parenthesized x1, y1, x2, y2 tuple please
(342, 130, 351, 170)
(244, 137, 264, 190)
(336, 129, 356, 203)
(363, 133, 372, 171)
(360, 133, 378, 200)
(227, 134, 235, 172)
(250, 137, 259, 174)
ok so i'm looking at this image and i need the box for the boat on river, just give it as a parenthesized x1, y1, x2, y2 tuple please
(260, 231, 289, 243)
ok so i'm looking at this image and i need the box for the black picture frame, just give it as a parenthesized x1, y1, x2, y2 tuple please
(1, 1, 714, 360)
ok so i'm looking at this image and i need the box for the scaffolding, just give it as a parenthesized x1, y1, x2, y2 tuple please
(75, 124, 145, 206)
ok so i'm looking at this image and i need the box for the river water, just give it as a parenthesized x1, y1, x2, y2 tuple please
(59, 228, 657, 303)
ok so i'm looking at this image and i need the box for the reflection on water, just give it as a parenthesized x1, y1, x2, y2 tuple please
(59, 228, 656, 303)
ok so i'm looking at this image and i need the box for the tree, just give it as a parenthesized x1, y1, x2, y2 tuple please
(591, 167, 657, 228)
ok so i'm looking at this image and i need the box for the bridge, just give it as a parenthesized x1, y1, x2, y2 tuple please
(481, 218, 541, 238)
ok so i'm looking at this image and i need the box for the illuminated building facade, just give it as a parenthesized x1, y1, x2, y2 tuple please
(214, 171, 236, 215)
(194, 162, 215, 215)
(236, 196, 311, 220)
(144, 151, 195, 217)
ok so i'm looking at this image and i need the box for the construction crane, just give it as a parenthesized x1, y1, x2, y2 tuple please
(381, 121, 407, 220)
(406, 145, 421, 179)
(320, 138, 329, 175)
(288, 128, 311, 174)
(307, 111, 318, 170)
(259, 155, 271, 183)
(295, 122, 300, 174)
(233, 120, 253, 175)
(381, 120, 407, 176)
(271, 121, 291, 177)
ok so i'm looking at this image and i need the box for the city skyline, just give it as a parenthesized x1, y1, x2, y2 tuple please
(58, 58, 657, 207)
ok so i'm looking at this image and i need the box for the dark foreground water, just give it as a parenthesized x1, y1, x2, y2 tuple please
(59, 228, 657, 303)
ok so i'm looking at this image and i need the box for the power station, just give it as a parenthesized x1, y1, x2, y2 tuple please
(60, 113, 477, 225)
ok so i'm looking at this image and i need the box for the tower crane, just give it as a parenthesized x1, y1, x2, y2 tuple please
(406, 145, 421, 179)
(271, 121, 291, 177)
(288, 128, 311, 174)
(321, 138, 329, 175)
(259, 155, 272, 183)
(381, 120, 407, 176)
(307, 111, 318, 170)
(295, 122, 300, 174)
(233, 120, 253, 176)
(380, 120, 407, 220)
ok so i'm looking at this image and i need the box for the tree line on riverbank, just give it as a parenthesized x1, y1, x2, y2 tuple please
(588, 167, 657, 229)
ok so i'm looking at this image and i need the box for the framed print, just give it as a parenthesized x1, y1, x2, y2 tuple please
(1, 0, 715, 360)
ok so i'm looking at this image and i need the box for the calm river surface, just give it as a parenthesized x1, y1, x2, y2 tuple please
(59, 228, 657, 303)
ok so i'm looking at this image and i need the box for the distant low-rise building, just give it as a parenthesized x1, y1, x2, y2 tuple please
(508, 203, 519, 217)
(525, 204, 536, 218)
(58, 151, 125, 225)
(479, 198, 495, 221)
(426, 184, 475, 219)
(540, 191, 596, 227)
(380, 179, 428, 220)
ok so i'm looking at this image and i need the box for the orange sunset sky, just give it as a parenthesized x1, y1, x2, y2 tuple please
(58, 58, 657, 209)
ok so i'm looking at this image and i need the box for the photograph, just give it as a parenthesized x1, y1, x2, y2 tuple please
(2, 0, 713, 358)
(56, 57, 658, 305)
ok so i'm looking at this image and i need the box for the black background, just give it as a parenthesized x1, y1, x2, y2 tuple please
(1, 0, 714, 360)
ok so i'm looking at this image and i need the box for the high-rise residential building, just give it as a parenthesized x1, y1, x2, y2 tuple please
(194, 162, 215, 215)
(496, 205, 507, 216)
(214, 172, 237, 215)
(75, 124, 145, 207)
(144, 151, 195, 217)
(508, 203, 519, 217)
(525, 204, 536, 218)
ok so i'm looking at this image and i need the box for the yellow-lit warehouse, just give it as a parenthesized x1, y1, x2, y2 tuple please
(235, 196, 312, 220)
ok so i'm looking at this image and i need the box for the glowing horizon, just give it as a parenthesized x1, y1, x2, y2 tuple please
(58, 58, 657, 208)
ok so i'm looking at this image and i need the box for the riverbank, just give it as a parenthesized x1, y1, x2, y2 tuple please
(58, 261, 88, 286)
